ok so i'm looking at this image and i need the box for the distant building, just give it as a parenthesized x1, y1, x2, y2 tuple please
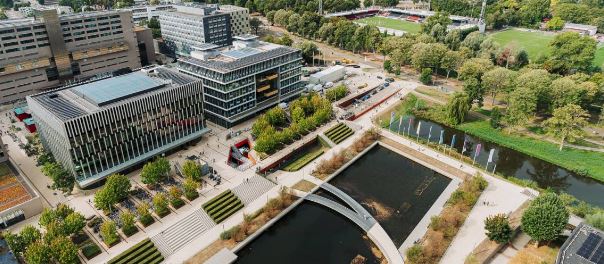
(564, 23, 598, 36)
(158, 4, 233, 56)
(557, 222, 604, 264)
(219, 5, 251, 37)
(309, 65, 345, 85)
(125, 4, 176, 24)
(134, 27, 156, 66)
(18, 7, 34, 17)
(0, 8, 143, 105)
(177, 35, 303, 127)
(27, 66, 208, 188)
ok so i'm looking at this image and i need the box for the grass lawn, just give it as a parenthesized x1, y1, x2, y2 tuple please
(594, 45, 604, 68)
(283, 148, 325, 172)
(489, 29, 555, 60)
(357, 16, 421, 33)
(458, 121, 604, 182)
(489, 29, 604, 67)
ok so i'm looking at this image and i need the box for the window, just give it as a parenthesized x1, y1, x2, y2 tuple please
(16, 27, 31, 32)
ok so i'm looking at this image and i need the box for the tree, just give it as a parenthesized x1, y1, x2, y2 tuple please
(4, 232, 25, 255)
(94, 174, 131, 211)
(545, 32, 597, 74)
(463, 77, 484, 106)
(153, 193, 169, 217)
(383, 59, 392, 73)
(137, 203, 154, 226)
(24, 242, 51, 264)
(410, 43, 448, 72)
(458, 58, 493, 82)
(420, 68, 433, 85)
(490, 107, 502, 128)
(441, 50, 463, 79)
(279, 34, 293, 46)
(182, 160, 202, 181)
(183, 177, 199, 201)
(546, 16, 565, 30)
(295, 41, 319, 63)
(421, 11, 452, 34)
(514, 69, 552, 113)
(63, 212, 85, 236)
(460, 31, 486, 56)
(249, 17, 262, 35)
(49, 236, 79, 264)
(543, 104, 589, 150)
(100, 221, 119, 246)
(446, 92, 471, 125)
(168, 186, 184, 208)
(120, 211, 136, 236)
(20, 225, 41, 248)
(141, 158, 169, 186)
(522, 193, 569, 245)
(481, 67, 516, 106)
(41, 162, 74, 193)
(505, 87, 538, 127)
(484, 214, 513, 244)
(550, 77, 581, 109)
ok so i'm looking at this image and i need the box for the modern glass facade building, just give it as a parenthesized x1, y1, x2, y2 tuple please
(26, 66, 208, 187)
(177, 35, 304, 128)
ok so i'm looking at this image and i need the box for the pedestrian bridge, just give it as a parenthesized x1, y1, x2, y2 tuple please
(303, 182, 404, 264)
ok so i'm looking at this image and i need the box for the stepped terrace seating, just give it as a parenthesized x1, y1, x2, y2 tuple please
(107, 238, 164, 264)
(324, 123, 354, 144)
(202, 190, 244, 224)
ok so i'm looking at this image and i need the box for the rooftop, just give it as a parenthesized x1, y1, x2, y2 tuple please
(29, 67, 198, 121)
(70, 72, 165, 107)
(557, 222, 604, 264)
(179, 40, 299, 73)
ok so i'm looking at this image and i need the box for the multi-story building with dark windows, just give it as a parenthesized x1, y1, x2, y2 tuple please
(0, 8, 142, 105)
(177, 35, 303, 128)
(26, 66, 208, 188)
(158, 4, 233, 57)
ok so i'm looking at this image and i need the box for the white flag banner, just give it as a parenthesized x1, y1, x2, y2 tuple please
(488, 149, 495, 163)
(416, 121, 422, 136)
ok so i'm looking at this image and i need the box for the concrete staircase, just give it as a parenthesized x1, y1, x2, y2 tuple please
(231, 175, 276, 205)
(150, 208, 215, 257)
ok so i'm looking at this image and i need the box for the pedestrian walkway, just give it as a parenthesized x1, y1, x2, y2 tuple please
(231, 175, 276, 205)
(150, 207, 215, 257)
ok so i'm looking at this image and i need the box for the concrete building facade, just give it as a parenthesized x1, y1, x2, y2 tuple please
(0, 8, 142, 105)
(135, 27, 156, 66)
(158, 4, 234, 56)
(26, 66, 208, 188)
(219, 5, 250, 37)
(177, 35, 304, 128)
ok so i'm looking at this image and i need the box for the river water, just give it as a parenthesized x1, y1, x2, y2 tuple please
(389, 116, 604, 207)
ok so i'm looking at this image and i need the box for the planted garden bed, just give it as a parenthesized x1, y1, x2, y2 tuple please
(202, 190, 244, 223)
(325, 123, 354, 144)
(108, 238, 164, 264)
(280, 136, 330, 172)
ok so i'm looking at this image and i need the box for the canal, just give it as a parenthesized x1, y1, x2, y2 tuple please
(389, 116, 604, 207)
(235, 202, 383, 264)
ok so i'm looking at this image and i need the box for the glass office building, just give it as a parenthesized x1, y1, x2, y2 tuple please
(27, 66, 208, 187)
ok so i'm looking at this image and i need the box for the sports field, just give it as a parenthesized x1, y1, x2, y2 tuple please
(488, 29, 555, 60)
(489, 28, 604, 67)
(357, 16, 421, 33)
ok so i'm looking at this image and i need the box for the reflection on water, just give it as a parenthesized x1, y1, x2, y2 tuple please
(235, 202, 382, 264)
(329, 145, 451, 246)
(389, 116, 604, 207)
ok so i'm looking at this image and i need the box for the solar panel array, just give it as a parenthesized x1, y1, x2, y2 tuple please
(577, 233, 604, 263)
(156, 68, 197, 86)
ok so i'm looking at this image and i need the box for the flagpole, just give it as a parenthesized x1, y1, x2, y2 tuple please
(492, 164, 497, 174)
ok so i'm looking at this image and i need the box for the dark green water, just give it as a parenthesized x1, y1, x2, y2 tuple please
(389, 116, 604, 207)
(329, 145, 452, 246)
(235, 202, 381, 264)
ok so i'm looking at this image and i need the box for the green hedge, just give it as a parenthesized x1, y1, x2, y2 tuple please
(325, 123, 345, 136)
(210, 200, 243, 221)
(108, 238, 163, 264)
(204, 192, 236, 212)
(81, 242, 101, 260)
(214, 203, 244, 224)
(207, 196, 238, 216)
(283, 149, 325, 172)
(333, 129, 354, 144)
(202, 190, 232, 209)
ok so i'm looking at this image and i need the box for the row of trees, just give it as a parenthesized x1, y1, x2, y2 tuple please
(253, 93, 333, 154)
(267, 9, 385, 54)
(4, 204, 84, 264)
(207, 0, 360, 15)
(140, 157, 170, 187)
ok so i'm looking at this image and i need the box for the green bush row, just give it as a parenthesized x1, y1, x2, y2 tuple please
(207, 195, 239, 216)
(326, 125, 352, 141)
(202, 190, 232, 209)
(284, 149, 325, 172)
(332, 129, 354, 144)
(325, 123, 346, 137)
(108, 239, 152, 264)
(81, 242, 101, 260)
(211, 200, 243, 222)
(215, 203, 245, 224)
(205, 193, 236, 213)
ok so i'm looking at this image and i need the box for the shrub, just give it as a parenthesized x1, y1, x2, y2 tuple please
(522, 193, 569, 244)
(120, 212, 137, 237)
(137, 204, 154, 227)
(168, 186, 184, 209)
(100, 221, 119, 246)
(490, 107, 501, 128)
(81, 243, 101, 259)
(183, 178, 199, 201)
(420, 68, 433, 85)
(484, 214, 513, 244)
(220, 226, 240, 240)
(153, 193, 170, 217)
(586, 212, 604, 230)
(406, 244, 424, 263)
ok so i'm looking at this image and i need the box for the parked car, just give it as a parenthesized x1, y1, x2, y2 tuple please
(385, 77, 394, 83)
(383, 82, 390, 87)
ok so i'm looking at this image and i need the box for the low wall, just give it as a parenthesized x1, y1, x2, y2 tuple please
(258, 136, 320, 174)
(347, 89, 400, 121)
